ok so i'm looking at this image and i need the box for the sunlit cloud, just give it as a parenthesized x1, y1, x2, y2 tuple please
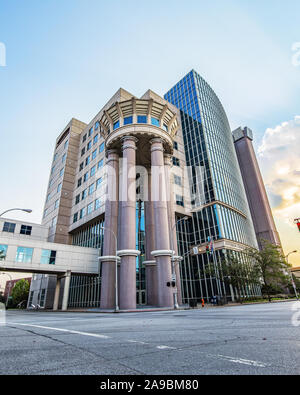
(258, 116, 300, 226)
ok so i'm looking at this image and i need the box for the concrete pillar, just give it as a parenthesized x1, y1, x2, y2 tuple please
(150, 138, 173, 308)
(164, 154, 183, 306)
(53, 276, 61, 311)
(100, 150, 119, 309)
(119, 136, 140, 310)
(144, 169, 158, 306)
(62, 271, 71, 311)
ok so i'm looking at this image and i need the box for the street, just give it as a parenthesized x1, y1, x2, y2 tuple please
(1, 301, 299, 375)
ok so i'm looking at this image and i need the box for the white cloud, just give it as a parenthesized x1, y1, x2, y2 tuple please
(258, 116, 300, 225)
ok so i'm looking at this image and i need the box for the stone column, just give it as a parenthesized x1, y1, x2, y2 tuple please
(119, 136, 140, 310)
(150, 138, 174, 308)
(164, 154, 183, 306)
(62, 270, 71, 311)
(100, 150, 119, 309)
(144, 169, 157, 306)
(53, 276, 61, 311)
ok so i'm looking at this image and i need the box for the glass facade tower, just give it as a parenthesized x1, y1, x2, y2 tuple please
(165, 70, 259, 302)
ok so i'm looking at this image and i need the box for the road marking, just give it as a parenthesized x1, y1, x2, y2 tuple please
(156, 345, 177, 350)
(128, 340, 150, 345)
(9, 322, 111, 339)
(217, 354, 267, 367)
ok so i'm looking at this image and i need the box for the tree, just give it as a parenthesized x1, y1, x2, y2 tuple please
(0, 249, 6, 261)
(11, 279, 30, 307)
(246, 240, 291, 302)
(204, 253, 260, 303)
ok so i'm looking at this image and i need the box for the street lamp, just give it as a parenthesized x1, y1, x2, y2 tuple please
(286, 250, 299, 300)
(99, 226, 119, 312)
(0, 272, 12, 307)
(0, 208, 32, 217)
(170, 216, 189, 309)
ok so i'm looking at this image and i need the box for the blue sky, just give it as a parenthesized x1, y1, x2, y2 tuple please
(1, 0, 300, 263)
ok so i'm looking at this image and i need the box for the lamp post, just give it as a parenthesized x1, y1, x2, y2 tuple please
(286, 250, 299, 300)
(99, 226, 119, 312)
(0, 208, 32, 218)
(0, 273, 12, 307)
(170, 216, 189, 309)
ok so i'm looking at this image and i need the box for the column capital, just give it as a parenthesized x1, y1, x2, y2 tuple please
(117, 249, 141, 257)
(150, 137, 164, 146)
(121, 135, 138, 151)
(151, 250, 175, 257)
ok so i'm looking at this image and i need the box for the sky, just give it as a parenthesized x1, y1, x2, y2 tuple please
(0, 0, 300, 267)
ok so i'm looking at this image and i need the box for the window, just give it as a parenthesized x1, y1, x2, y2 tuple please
(99, 142, 105, 153)
(53, 153, 58, 162)
(176, 195, 184, 207)
(43, 208, 48, 218)
(83, 172, 89, 182)
(87, 203, 93, 215)
(151, 117, 160, 127)
(89, 183, 95, 195)
(163, 124, 168, 132)
(113, 120, 120, 130)
(0, 244, 8, 260)
(59, 168, 64, 177)
(20, 225, 32, 236)
(46, 193, 51, 202)
(73, 212, 78, 223)
(85, 156, 90, 166)
(75, 194, 80, 204)
(79, 162, 84, 172)
(62, 153, 66, 163)
(64, 140, 68, 150)
(95, 199, 101, 210)
(16, 247, 33, 263)
(87, 141, 92, 151)
(95, 121, 100, 130)
(41, 249, 56, 265)
(173, 141, 178, 150)
(137, 115, 147, 123)
(98, 159, 104, 169)
(55, 199, 59, 209)
(92, 149, 97, 160)
(28, 291, 34, 306)
(93, 134, 98, 145)
(172, 157, 180, 167)
(82, 134, 87, 143)
(124, 116, 133, 125)
(3, 222, 15, 233)
(80, 207, 86, 219)
(48, 178, 54, 188)
(57, 183, 62, 193)
(39, 289, 46, 307)
(88, 127, 93, 137)
(51, 165, 55, 175)
(82, 189, 87, 200)
(51, 217, 57, 227)
(77, 177, 82, 188)
(174, 175, 182, 186)
(81, 147, 85, 157)
(96, 177, 102, 189)
(90, 166, 96, 177)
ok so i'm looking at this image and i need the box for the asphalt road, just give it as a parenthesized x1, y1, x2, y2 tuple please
(0, 301, 299, 375)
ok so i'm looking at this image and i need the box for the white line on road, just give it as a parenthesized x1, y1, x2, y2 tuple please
(9, 322, 111, 339)
(156, 345, 177, 350)
(216, 354, 267, 367)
